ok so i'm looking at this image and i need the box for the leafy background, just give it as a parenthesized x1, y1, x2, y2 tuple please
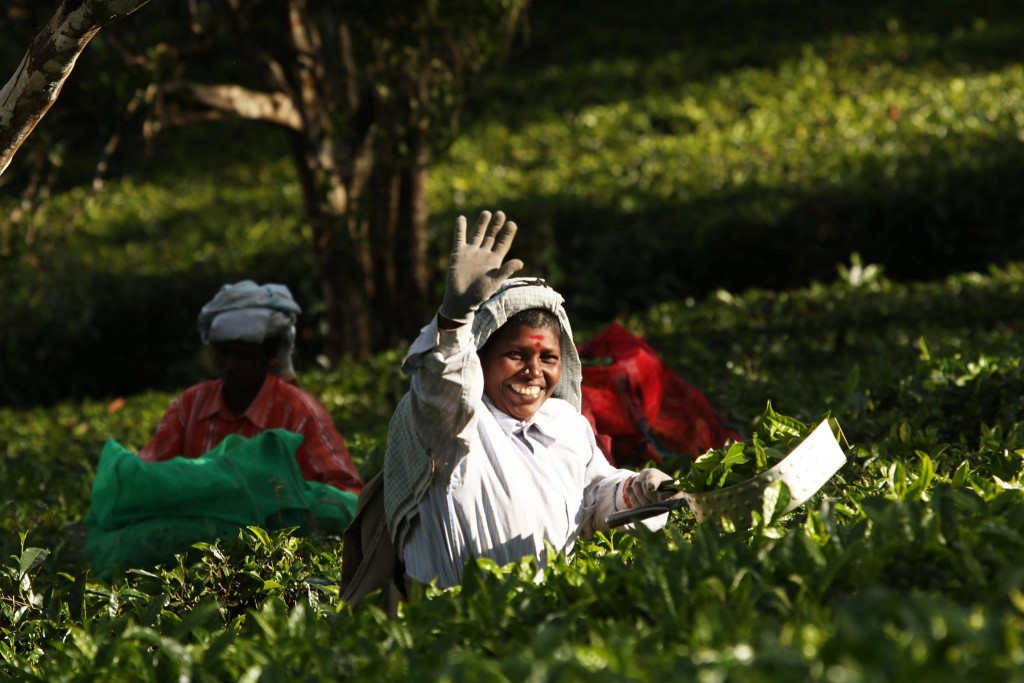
(3, 0, 1024, 679)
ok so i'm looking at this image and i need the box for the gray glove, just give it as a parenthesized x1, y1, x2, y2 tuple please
(439, 210, 524, 323)
(625, 469, 676, 508)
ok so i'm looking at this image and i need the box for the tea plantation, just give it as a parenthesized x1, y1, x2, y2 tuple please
(3, 1, 1024, 680)
(4, 262, 1024, 681)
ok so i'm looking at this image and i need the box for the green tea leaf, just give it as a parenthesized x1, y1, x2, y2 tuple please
(761, 480, 792, 525)
(18, 548, 49, 576)
(951, 460, 971, 488)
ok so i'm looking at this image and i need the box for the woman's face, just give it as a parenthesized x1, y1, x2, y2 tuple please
(480, 324, 562, 422)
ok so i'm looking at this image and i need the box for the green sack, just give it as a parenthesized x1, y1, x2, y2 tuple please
(82, 429, 357, 579)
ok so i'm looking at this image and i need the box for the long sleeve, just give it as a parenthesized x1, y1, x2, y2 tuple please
(401, 316, 482, 475)
(578, 423, 669, 536)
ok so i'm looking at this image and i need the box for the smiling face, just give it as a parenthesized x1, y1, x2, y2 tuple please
(479, 322, 562, 422)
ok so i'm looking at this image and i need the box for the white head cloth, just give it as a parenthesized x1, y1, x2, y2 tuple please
(470, 277, 582, 410)
(196, 280, 302, 380)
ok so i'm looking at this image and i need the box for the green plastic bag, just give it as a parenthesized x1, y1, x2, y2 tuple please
(82, 429, 357, 579)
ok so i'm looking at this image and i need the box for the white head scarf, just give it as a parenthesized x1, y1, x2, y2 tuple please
(470, 277, 582, 411)
(196, 281, 302, 381)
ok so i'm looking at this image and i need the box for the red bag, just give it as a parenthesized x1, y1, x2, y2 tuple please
(578, 323, 740, 466)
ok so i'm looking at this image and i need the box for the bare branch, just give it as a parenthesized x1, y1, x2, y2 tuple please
(157, 81, 302, 130)
(262, 54, 293, 96)
(92, 86, 146, 191)
(0, 0, 153, 176)
(336, 21, 359, 111)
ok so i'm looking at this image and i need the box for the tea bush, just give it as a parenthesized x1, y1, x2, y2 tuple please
(4, 261, 1024, 680)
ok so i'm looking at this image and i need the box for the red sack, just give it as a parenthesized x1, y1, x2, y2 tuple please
(578, 322, 740, 466)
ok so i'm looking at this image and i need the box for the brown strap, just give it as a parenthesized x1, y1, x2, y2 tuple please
(340, 472, 406, 612)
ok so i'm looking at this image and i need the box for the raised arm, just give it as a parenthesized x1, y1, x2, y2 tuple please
(403, 210, 524, 457)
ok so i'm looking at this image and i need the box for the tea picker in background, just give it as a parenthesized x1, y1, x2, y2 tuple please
(342, 211, 680, 602)
(82, 281, 362, 578)
(139, 280, 363, 493)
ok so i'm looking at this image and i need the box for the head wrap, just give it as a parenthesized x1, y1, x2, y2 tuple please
(470, 277, 582, 411)
(196, 281, 302, 381)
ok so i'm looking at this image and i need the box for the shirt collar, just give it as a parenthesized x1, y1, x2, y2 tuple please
(198, 375, 278, 428)
(482, 395, 559, 445)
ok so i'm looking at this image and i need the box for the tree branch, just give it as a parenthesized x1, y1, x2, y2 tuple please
(156, 80, 303, 131)
(0, 0, 153, 176)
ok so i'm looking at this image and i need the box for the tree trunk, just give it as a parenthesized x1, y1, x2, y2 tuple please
(289, 131, 376, 359)
(122, 0, 523, 359)
(395, 130, 430, 340)
(365, 124, 430, 350)
(369, 162, 401, 349)
(0, 0, 152, 176)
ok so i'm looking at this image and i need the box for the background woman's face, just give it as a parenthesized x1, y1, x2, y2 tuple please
(479, 324, 561, 421)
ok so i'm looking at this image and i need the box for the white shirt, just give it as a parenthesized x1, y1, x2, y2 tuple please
(401, 319, 666, 588)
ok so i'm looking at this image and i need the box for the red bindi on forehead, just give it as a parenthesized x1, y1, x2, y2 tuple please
(529, 334, 544, 347)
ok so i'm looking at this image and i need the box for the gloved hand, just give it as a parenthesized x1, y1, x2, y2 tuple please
(625, 469, 677, 508)
(439, 210, 524, 324)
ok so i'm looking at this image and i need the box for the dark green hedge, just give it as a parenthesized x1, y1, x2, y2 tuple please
(5, 0, 1024, 405)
